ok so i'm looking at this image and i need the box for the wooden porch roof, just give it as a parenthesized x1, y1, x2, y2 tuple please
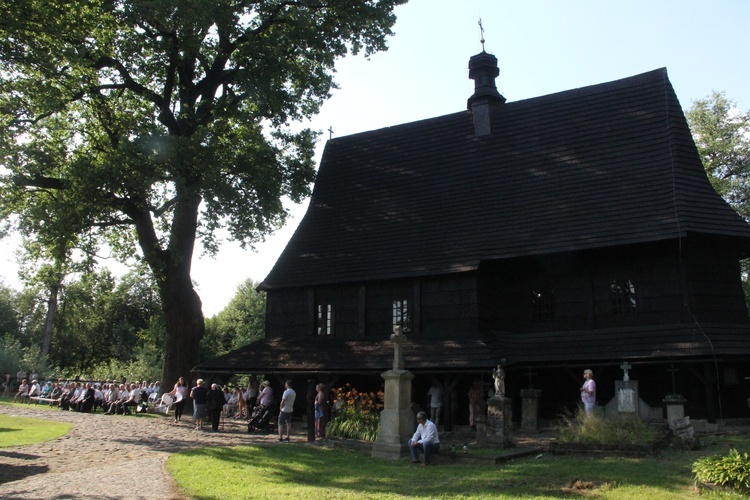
(193, 323, 750, 375)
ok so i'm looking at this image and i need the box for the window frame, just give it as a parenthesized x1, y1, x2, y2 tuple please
(610, 278, 637, 315)
(316, 303, 333, 336)
(392, 298, 412, 334)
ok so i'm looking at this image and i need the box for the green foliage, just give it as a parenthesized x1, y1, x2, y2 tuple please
(327, 384, 383, 442)
(84, 342, 163, 382)
(693, 448, 750, 492)
(201, 278, 265, 360)
(0, 282, 19, 336)
(0, 0, 404, 385)
(557, 410, 658, 445)
(687, 93, 750, 309)
(0, 414, 73, 448)
(0, 334, 22, 376)
(49, 267, 162, 374)
(686, 92, 750, 218)
(0, 265, 163, 380)
(19, 347, 52, 379)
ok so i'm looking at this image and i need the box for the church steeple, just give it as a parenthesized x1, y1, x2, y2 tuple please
(467, 51, 506, 109)
(467, 51, 505, 136)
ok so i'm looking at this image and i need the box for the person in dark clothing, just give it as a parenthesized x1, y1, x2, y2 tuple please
(190, 379, 208, 430)
(76, 383, 96, 413)
(206, 383, 225, 432)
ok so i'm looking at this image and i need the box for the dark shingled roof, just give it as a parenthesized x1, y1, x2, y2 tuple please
(193, 336, 496, 375)
(193, 323, 750, 374)
(489, 323, 750, 366)
(260, 68, 750, 290)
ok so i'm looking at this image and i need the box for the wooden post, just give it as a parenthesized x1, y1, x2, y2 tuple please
(307, 378, 316, 442)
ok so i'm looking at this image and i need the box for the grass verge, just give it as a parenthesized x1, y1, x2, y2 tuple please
(0, 413, 73, 448)
(167, 433, 750, 499)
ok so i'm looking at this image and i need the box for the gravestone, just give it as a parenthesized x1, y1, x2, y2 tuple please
(520, 389, 541, 430)
(663, 394, 687, 430)
(616, 362, 639, 416)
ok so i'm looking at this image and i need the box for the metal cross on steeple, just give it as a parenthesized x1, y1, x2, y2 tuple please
(328, 126, 334, 140)
(478, 19, 486, 51)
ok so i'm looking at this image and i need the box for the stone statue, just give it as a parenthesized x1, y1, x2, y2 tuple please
(492, 364, 505, 398)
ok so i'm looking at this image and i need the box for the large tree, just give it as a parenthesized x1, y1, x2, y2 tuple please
(0, 0, 403, 386)
(686, 92, 750, 304)
(686, 92, 750, 218)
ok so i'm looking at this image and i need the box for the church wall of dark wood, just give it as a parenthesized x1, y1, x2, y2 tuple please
(364, 280, 414, 338)
(264, 241, 748, 341)
(265, 287, 311, 338)
(421, 274, 479, 337)
(316, 284, 360, 338)
(477, 245, 698, 332)
(684, 255, 749, 323)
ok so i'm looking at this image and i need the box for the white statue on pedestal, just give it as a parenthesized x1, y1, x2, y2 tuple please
(492, 364, 505, 398)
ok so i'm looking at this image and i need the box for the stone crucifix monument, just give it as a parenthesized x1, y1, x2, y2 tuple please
(372, 326, 415, 459)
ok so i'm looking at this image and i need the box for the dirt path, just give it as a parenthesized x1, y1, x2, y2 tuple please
(0, 404, 284, 499)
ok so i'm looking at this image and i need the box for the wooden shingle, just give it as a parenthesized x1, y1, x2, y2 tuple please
(261, 68, 750, 291)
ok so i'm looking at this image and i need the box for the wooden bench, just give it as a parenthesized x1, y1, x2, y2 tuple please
(29, 396, 59, 405)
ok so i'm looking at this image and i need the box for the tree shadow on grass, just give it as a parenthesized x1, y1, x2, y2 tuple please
(174, 445, 593, 499)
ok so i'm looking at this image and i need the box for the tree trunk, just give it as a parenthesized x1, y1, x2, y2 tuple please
(128, 187, 205, 392)
(41, 282, 60, 356)
(159, 264, 205, 391)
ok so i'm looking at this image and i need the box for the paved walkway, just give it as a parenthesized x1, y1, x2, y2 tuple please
(0, 404, 282, 499)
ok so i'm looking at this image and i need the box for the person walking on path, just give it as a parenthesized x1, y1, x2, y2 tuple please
(169, 377, 188, 422)
(206, 383, 225, 431)
(190, 379, 208, 430)
(278, 380, 296, 442)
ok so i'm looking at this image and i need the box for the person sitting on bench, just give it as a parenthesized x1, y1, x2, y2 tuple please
(14, 378, 29, 403)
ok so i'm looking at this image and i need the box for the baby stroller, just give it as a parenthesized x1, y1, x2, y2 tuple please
(247, 403, 277, 433)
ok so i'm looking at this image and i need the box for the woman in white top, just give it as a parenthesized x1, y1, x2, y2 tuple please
(170, 377, 189, 422)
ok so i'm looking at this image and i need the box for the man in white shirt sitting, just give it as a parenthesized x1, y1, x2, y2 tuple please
(28, 379, 41, 399)
(408, 411, 440, 466)
(121, 383, 142, 415)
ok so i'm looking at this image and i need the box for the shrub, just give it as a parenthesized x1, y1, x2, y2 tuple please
(327, 384, 384, 441)
(692, 448, 750, 492)
(557, 409, 658, 445)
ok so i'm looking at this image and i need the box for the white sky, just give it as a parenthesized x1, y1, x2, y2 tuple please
(2, 0, 750, 316)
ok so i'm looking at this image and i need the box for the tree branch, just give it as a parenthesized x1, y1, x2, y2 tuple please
(13, 174, 68, 190)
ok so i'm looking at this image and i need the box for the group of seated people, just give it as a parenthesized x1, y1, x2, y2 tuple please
(220, 379, 272, 420)
(14, 378, 162, 415)
(12, 375, 278, 423)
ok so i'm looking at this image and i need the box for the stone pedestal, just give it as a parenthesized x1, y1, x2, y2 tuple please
(615, 380, 639, 416)
(663, 394, 687, 430)
(520, 389, 541, 430)
(372, 369, 415, 459)
(486, 396, 512, 447)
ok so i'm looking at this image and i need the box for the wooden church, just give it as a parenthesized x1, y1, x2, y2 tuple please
(196, 51, 750, 424)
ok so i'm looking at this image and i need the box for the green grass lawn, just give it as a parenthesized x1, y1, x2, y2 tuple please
(0, 413, 73, 448)
(167, 433, 750, 499)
